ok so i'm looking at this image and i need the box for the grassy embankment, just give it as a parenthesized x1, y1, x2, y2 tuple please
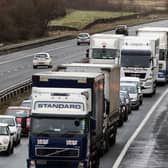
(48, 9, 168, 37)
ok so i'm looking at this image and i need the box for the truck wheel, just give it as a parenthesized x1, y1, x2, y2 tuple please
(94, 157, 100, 168)
(109, 127, 117, 146)
(118, 113, 124, 127)
(93, 153, 100, 168)
(135, 105, 139, 110)
(103, 136, 109, 154)
(124, 110, 128, 121)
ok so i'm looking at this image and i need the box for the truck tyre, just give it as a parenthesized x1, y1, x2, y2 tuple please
(109, 127, 117, 146)
(93, 153, 100, 168)
(118, 113, 124, 127)
(124, 110, 128, 121)
(135, 105, 139, 110)
(103, 136, 109, 154)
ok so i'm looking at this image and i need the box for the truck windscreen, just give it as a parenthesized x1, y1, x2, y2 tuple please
(31, 117, 88, 136)
(121, 50, 151, 68)
(92, 48, 117, 59)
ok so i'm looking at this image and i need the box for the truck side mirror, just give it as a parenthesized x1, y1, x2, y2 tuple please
(86, 49, 89, 58)
(90, 117, 96, 130)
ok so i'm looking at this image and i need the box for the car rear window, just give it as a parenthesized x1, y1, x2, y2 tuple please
(35, 54, 48, 58)
(6, 110, 29, 117)
(0, 118, 15, 126)
(79, 34, 89, 37)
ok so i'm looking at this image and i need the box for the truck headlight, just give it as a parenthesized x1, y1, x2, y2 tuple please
(145, 81, 152, 87)
(30, 160, 36, 168)
(78, 162, 84, 168)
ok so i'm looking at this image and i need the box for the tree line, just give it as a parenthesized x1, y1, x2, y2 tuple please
(0, 0, 167, 42)
(0, 0, 66, 41)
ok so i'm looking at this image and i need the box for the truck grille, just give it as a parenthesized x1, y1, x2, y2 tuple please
(125, 73, 146, 79)
(35, 147, 79, 158)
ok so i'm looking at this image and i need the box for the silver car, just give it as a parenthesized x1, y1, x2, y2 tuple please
(120, 83, 140, 110)
(33, 52, 52, 69)
(77, 33, 90, 45)
(0, 115, 21, 146)
(0, 123, 14, 155)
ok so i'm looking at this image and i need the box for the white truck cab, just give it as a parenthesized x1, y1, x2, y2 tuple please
(137, 27, 168, 83)
(88, 33, 123, 64)
(32, 87, 91, 116)
(120, 36, 159, 95)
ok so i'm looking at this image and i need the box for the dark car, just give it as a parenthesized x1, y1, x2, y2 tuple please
(120, 95, 128, 122)
(115, 25, 128, 36)
(6, 106, 31, 136)
(120, 90, 132, 114)
(118, 98, 126, 127)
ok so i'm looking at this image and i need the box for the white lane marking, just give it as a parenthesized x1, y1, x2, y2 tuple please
(112, 89, 168, 168)
(0, 44, 74, 65)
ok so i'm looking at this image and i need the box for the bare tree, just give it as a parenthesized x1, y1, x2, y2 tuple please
(0, 0, 66, 41)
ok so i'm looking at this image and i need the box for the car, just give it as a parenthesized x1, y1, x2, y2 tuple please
(120, 83, 140, 110)
(33, 52, 52, 69)
(120, 92, 129, 120)
(77, 33, 90, 45)
(0, 123, 14, 155)
(120, 77, 143, 105)
(5, 106, 31, 136)
(118, 98, 126, 127)
(115, 25, 128, 36)
(120, 90, 132, 114)
(118, 96, 128, 126)
(0, 115, 21, 145)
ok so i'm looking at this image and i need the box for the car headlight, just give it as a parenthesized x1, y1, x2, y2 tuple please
(30, 160, 36, 168)
(2, 138, 9, 144)
(78, 162, 84, 168)
(131, 98, 137, 101)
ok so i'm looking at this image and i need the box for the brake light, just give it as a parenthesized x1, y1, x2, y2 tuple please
(26, 118, 31, 129)
(16, 118, 22, 124)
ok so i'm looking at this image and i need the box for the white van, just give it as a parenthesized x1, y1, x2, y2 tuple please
(120, 77, 143, 105)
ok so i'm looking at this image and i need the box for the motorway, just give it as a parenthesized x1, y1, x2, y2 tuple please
(0, 20, 168, 168)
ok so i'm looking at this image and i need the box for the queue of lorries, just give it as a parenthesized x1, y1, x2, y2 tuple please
(0, 26, 168, 168)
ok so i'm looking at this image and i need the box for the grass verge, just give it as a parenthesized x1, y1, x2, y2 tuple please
(49, 9, 134, 29)
(49, 12, 168, 37)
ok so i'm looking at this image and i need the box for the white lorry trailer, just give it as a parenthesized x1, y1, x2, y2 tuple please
(137, 27, 168, 83)
(120, 36, 159, 95)
(56, 63, 122, 126)
(27, 71, 112, 168)
(87, 33, 123, 64)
